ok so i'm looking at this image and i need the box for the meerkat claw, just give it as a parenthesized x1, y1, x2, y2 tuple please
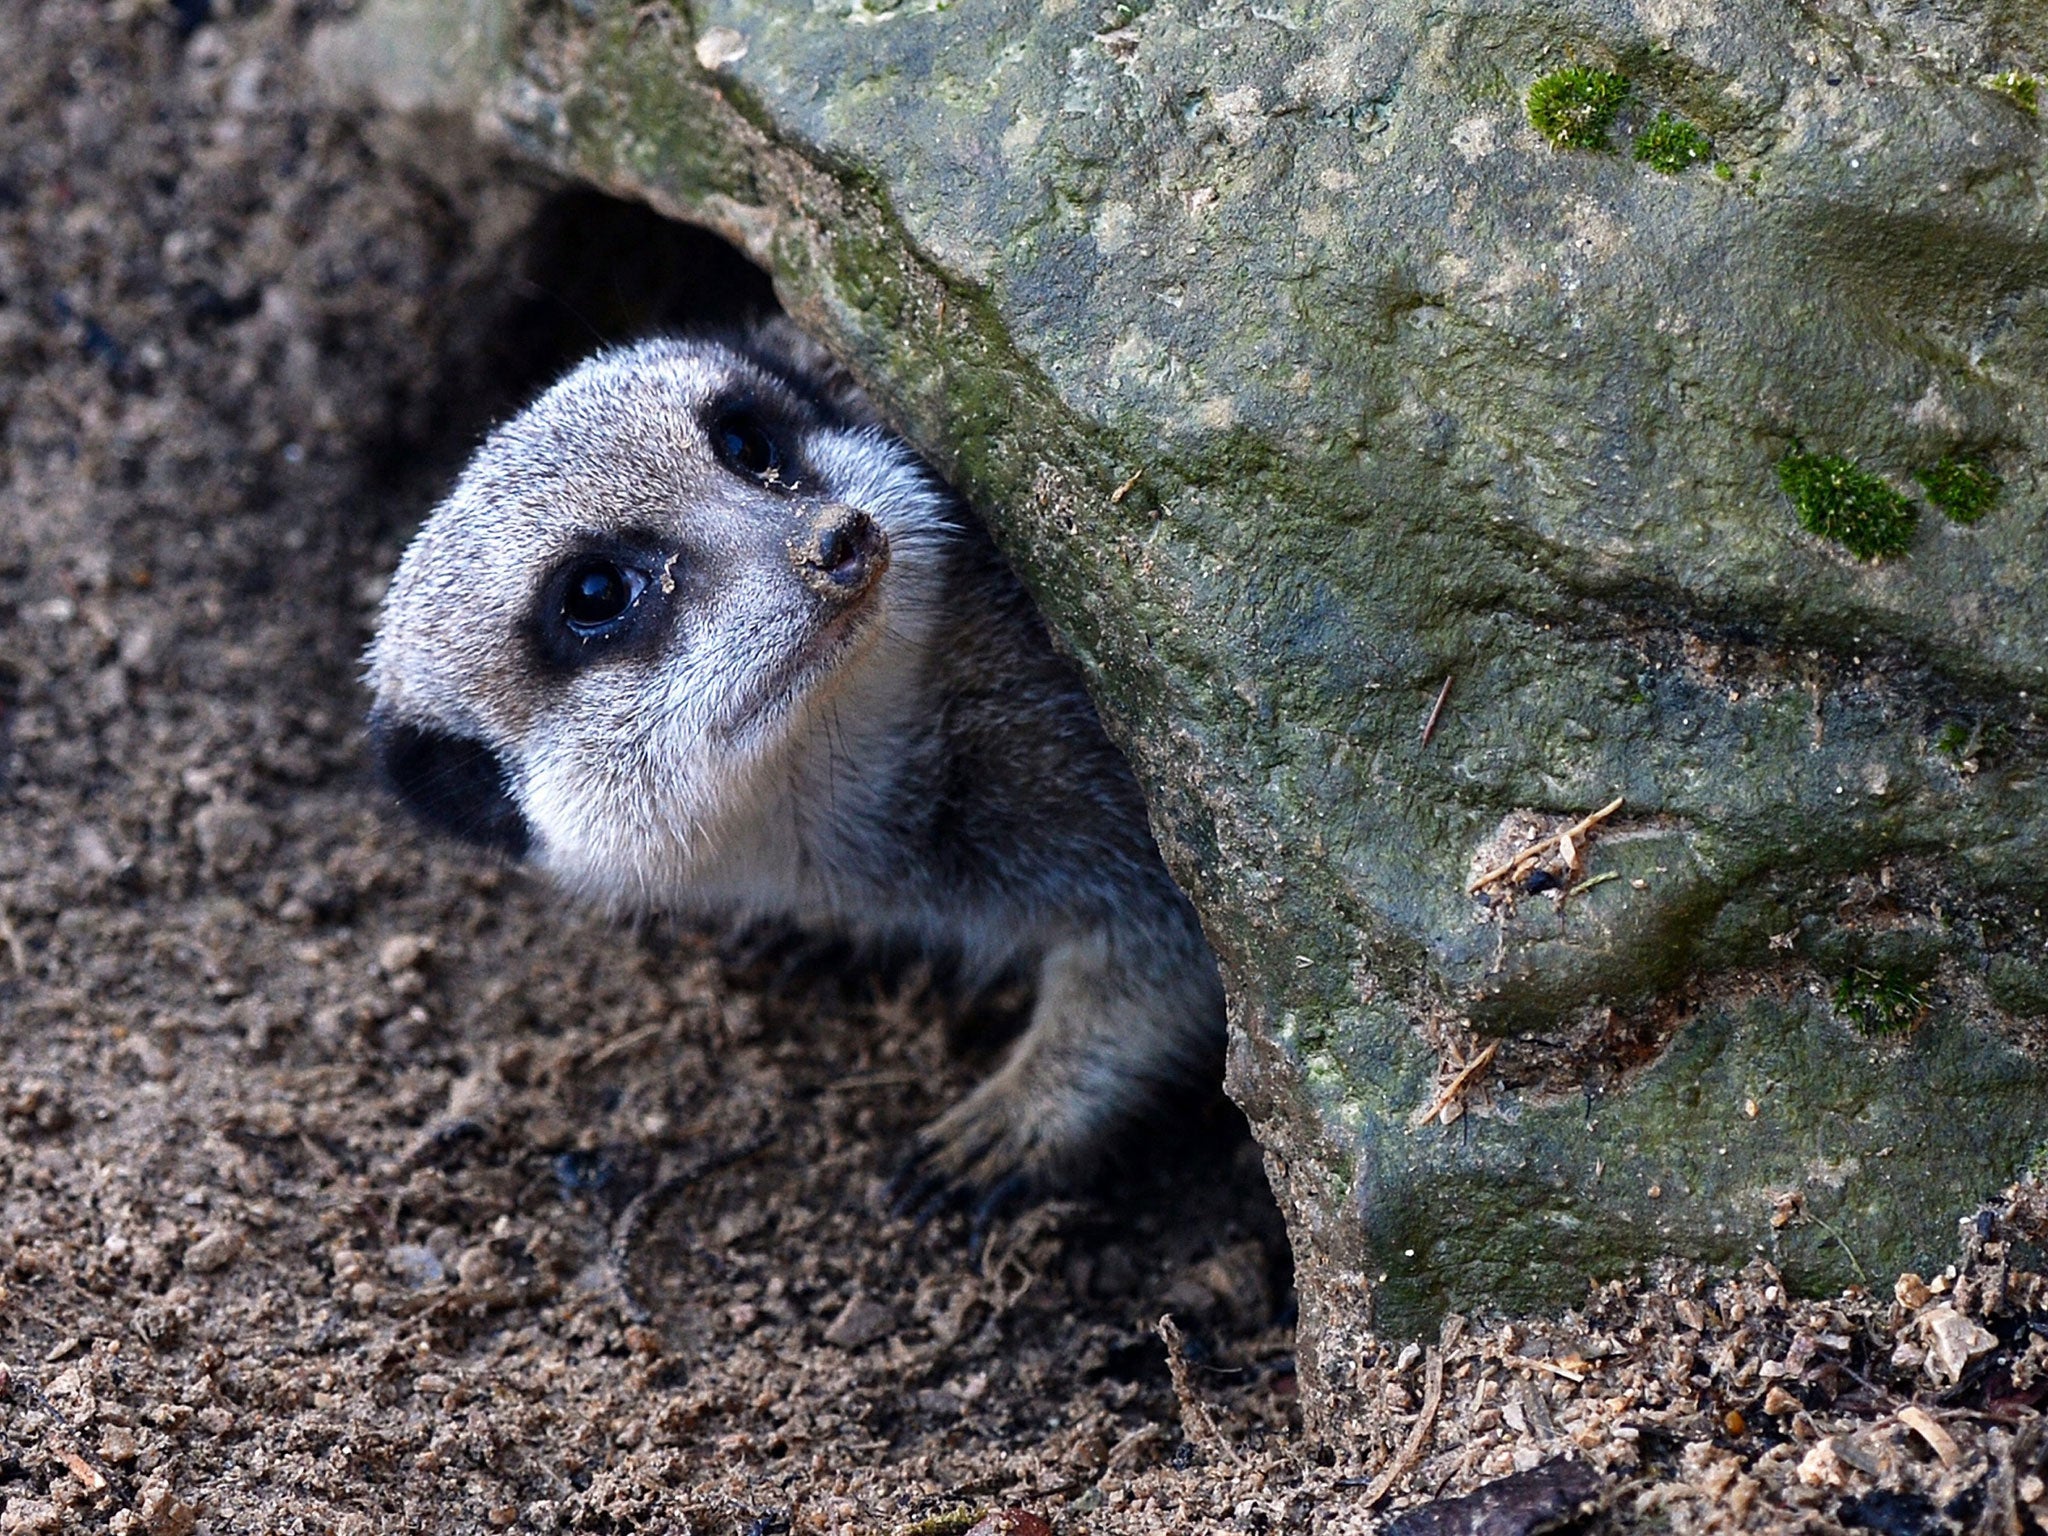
(884, 1157, 953, 1223)
(967, 1172, 1034, 1258)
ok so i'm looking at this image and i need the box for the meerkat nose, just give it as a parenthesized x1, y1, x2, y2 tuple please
(792, 503, 889, 602)
(370, 714, 531, 860)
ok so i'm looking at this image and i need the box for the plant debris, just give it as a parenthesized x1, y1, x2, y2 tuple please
(1467, 797, 1626, 895)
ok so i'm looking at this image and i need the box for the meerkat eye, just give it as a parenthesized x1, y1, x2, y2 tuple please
(560, 559, 645, 635)
(711, 410, 783, 482)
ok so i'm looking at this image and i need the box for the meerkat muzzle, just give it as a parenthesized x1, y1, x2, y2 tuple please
(791, 503, 888, 603)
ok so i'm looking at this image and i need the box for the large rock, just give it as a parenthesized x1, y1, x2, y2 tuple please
(317, 0, 2048, 1423)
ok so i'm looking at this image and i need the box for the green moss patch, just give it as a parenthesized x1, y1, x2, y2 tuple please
(1527, 67, 1630, 151)
(1777, 450, 1918, 560)
(1832, 967, 1929, 1037)
(1634, 114, 1711, 174)
(1915, 454, 2001, 524)
(1989, 71, 2039, 114)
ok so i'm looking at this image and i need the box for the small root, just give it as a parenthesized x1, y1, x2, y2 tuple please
(1157, 1313, 1242, 1467)
(1351, 1314, 1463, 1505)
(608, 1133, 778, 1326)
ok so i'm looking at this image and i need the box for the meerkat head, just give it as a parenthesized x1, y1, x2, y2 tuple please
(365, 333, 955, 908)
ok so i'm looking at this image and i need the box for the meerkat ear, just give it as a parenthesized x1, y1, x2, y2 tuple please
(741, 315, 879, 428)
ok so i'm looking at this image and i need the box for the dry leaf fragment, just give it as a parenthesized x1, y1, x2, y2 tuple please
(1895, 1405, 1959, 1468)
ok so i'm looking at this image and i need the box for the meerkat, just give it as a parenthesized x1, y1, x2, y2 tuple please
(366, 321, 1225, 1216)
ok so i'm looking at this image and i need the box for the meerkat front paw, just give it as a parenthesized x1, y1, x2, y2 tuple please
(887, 1088, 1083, 1251)
(891, 1067, 1099, 1228)
(889, 929, 1221, 1242)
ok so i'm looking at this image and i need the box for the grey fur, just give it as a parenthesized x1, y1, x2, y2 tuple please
(367, 324, 1224, 1194)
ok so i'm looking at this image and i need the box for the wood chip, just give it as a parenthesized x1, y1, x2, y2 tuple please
(56, 1447, 105, 1493)
(1763, 1385, 1802, 1417)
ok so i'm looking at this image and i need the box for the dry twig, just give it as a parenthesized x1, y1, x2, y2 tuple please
(583, 1020, 667, 1069)
(1505, 1354, 1590, 1383)
(1420, 674, 1454, 747)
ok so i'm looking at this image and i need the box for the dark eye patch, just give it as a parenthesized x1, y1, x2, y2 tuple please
(529, 533, 674, 673)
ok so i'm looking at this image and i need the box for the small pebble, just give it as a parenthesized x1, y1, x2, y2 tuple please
(182, 1228, 244, 1274)
(376, 933, 431, 974)
(385, 1245, 446, 1288)
(192, 802, 275, 876)
(136, 1480, 196, 1536)
(823, 1292, 895, 1350)
(454, 1246, 503, 1289)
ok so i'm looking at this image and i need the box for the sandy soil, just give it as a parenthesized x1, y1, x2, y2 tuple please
(1, 5, 2044, 1535)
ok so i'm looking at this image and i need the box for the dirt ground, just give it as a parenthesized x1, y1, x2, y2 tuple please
(1, 4, 2044, 1534)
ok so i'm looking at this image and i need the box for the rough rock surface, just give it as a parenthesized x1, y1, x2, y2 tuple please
(316, 0, 2048, 1418)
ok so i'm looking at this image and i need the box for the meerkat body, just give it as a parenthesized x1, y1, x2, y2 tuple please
(367, 324, 1224, 1202)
